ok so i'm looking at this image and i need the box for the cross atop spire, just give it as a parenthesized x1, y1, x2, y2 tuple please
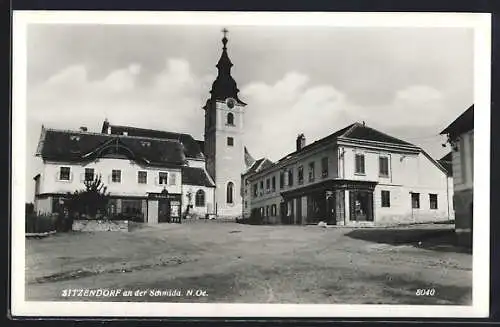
(221, 28, 229, 49)
(204, 29, 247, 107)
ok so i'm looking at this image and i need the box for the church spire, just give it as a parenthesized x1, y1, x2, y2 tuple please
(208, 28, 246, 106)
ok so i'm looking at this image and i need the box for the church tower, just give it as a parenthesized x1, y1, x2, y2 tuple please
(203, 29, 247, 217)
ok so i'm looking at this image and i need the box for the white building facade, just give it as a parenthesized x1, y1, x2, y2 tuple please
(33, 127, 215, 223)
(440, 105, 473, 246)
(246, 123, 453, 226)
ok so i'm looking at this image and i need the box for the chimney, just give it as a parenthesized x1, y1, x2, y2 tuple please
(79, 126, 88, 132)
(296, 133, 306, 151)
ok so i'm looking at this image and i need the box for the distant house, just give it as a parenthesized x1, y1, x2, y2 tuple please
(440, 105, 474, 246)
(241, 155, 274, 219)
(245, 122, 452, 226)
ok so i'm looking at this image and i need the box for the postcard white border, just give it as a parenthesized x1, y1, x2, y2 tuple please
(12, 11, 491, 318)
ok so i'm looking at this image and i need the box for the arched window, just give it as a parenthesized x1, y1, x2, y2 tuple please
(226, 182, 234, 204)
(195, 189, 205, 207)
(227, 113, 234, 126)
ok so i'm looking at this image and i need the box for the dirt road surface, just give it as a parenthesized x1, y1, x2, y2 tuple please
(25, 221, 472, 304)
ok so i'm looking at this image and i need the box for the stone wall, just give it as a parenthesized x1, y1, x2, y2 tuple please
(72, 220, 130, 232)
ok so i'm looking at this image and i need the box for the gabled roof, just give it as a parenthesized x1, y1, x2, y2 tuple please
(182, 167, 215, 188)
(244, 146, 256, 168)
(36, 127, 186, 167)
(440, 105, 474, 138)
(277, 122, 416, 165)
(438, 152, 453, 177)
(243, 157, 274, 176)
(103, 123, 204, 160)
(341, 122, 413, 146)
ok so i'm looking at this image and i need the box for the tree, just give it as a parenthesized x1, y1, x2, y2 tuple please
(68, 174, 110, 218)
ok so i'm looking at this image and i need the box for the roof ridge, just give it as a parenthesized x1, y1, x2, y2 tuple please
(341, 123, 414, 147)
(341, 122, 362, 138)
(109, 124, 193, 138)
(44, 127, 184, 144)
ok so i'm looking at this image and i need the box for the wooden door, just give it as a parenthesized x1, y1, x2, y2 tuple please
(158, 199, 171, 223)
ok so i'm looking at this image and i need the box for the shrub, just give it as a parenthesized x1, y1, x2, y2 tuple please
(67, 174, 110, 218)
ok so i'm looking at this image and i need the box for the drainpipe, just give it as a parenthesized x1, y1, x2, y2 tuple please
(446, 177, 450, 221)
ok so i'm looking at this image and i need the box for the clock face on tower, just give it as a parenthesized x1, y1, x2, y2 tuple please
(226, 97, 236, 109)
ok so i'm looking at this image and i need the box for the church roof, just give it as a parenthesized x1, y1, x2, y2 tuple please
(36, 127, 186, 167)
(182, 167, 215, 188)
(102, 122, 205, 160)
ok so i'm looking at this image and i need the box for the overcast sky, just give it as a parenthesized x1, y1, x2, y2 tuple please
(25, 24, 474, 200)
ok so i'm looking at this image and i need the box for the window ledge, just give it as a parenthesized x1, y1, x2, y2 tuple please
(354, 173, 366, 176)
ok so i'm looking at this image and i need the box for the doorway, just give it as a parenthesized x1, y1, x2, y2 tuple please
(158, 199, 171, 223)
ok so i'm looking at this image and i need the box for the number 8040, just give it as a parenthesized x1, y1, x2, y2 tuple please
(416, 288, 436, 296)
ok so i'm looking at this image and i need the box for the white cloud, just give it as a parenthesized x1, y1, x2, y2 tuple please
(241, 74, 449, 162)
(28, 58, 213, 138)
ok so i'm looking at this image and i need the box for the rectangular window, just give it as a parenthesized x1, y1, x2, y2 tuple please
(298, 166, 304, 184)
(271, 176, 276, 191)
(259, 180, 264, 196)
(266, 178, 270, 192)
(159, 172, 168, 185)
(355, 154, 365, 175)
(321, 157, 329, 178)
(266, 205, 269, 217)
(169, 173, 176, 185)
(411, 193, 420, 209)
(59, 167, 71, 181)
(429, 194, 438, 210)
(279, 171, 285, 189)
(253, 184, 258, 197)
(112, 169, 121, 183)
(271, 204, 277, 216)
(381, 190, 390, 208)
(227, 137, 234, 146)
(308, 162, 315, 182)
(84, 168, 94, 181)
(138, 171, 147, 184)
(379, 156, 389, 177)
(288, 168, 294, 186)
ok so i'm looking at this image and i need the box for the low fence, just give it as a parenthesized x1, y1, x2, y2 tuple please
(25, 213, 58, 234)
